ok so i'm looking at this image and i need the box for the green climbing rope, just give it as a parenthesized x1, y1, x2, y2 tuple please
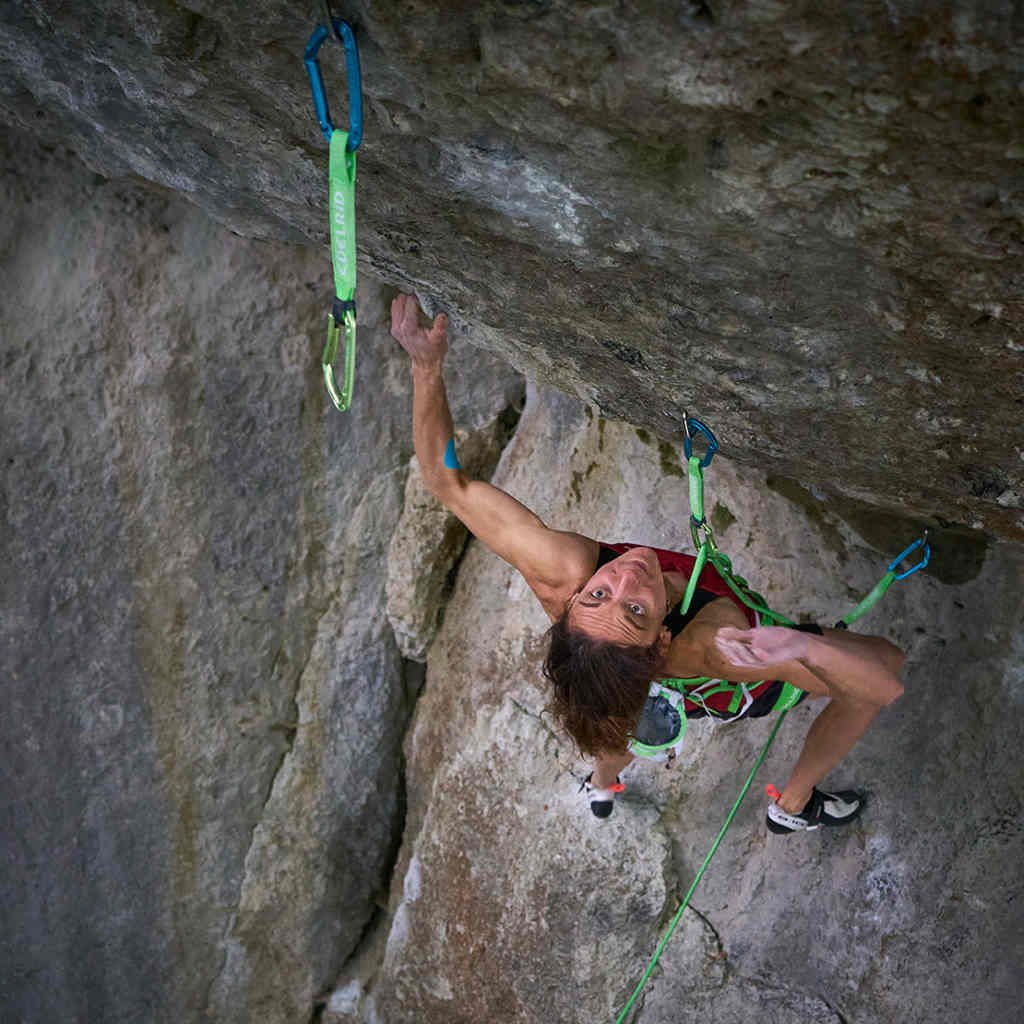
(614, 711, 789, 1024)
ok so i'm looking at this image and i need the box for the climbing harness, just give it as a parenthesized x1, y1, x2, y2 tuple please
(304, 7, 363, 411)
(614, 416, 930, 1023)
(626, 416, 798, 767)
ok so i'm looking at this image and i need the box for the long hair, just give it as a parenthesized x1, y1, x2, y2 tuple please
(543, 607, 664, 757)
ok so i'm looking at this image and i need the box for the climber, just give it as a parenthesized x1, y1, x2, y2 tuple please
(390, 293, 906, 833)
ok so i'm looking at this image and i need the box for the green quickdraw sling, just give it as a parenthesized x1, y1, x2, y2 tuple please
(304, 10, 363, 411)
(616, 416, 930, 1023)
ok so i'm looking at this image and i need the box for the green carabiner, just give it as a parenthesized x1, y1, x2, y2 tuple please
(323, 305, 356, 412)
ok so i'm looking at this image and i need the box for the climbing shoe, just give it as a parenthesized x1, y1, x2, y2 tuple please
(580, 772, 625, 819)
(766, 786, 864, 834)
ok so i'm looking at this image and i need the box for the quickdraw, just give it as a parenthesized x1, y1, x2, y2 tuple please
(836, 531, 930, 627)
(616, 417, 930, 1023)
(304, 8, 363, 411)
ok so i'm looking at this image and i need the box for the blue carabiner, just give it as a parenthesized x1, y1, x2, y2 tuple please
(304, 18, 363, 150)
(888, 531, 930, 580)
(683, 415, 719, 468)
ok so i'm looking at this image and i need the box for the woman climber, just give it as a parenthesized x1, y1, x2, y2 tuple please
(390, 293, 906, 833)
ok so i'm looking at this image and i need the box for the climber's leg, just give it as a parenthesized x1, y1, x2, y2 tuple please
(775, 694, 880, 814)
(593, 750, 634, 790)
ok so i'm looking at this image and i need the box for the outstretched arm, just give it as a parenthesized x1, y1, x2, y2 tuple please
(391, 294, 596, 611)
(713, 624, 905, 706)
(663, 599, 904, 707)
(394, 295, 456, 494)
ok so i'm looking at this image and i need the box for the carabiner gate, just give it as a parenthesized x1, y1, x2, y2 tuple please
(888, 530, 931, 580)
(683, 414, 719, 468)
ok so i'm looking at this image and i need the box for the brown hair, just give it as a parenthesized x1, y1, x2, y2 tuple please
(543, 607, 664, 757)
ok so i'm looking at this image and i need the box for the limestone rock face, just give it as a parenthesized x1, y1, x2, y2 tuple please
(0, 130, 522, 1024)
(1, 1, 1021, 538)
(386, 409, 523, 663)
(4, 4, 1024, 1021)
(364, 383, 1023, 1024)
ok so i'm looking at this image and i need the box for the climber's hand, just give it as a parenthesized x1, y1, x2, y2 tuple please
(390, 293, 448, 369)
(713, 626, 811, 671)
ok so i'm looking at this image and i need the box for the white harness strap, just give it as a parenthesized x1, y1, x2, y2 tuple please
(687, 679, 756, 723)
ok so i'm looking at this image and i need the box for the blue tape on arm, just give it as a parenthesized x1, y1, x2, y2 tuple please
(443, 438, 462, 470)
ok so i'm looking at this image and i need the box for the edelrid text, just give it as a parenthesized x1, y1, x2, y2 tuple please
(333, 189, 348, 272)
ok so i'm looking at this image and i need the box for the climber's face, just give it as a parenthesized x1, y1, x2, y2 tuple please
(567, 547, 669, 649)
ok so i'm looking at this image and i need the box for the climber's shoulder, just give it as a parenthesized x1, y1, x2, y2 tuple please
(527, 530, 600, 623)
(431, 473, 597, 620)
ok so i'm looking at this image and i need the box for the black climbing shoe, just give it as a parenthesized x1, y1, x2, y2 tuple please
(766, 787, 864, 834)
(579, 772, 625, 819)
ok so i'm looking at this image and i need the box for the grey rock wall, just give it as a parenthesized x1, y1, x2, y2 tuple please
(3, 121, 1022, 1024)
(0, 128, 523, 1024)
(0, 1, 1020, 538)
(2, 1, 1023, 1018)
(361, 383, 1023, 1024)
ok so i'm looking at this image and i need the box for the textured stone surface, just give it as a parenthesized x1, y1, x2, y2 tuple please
(0, 129, 522, 1024)
(0, 1, 1021, 537)
(3, 3, 1024, 1019)
(386, 409, 523, 662)
(362, 383, 1023, 1024)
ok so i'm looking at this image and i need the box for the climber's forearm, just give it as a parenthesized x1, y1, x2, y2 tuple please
(392, 296, 579, 591)
(797, 629, 905, 706)
(711, 624, 905, 708)
(411, 361, 459, 495)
